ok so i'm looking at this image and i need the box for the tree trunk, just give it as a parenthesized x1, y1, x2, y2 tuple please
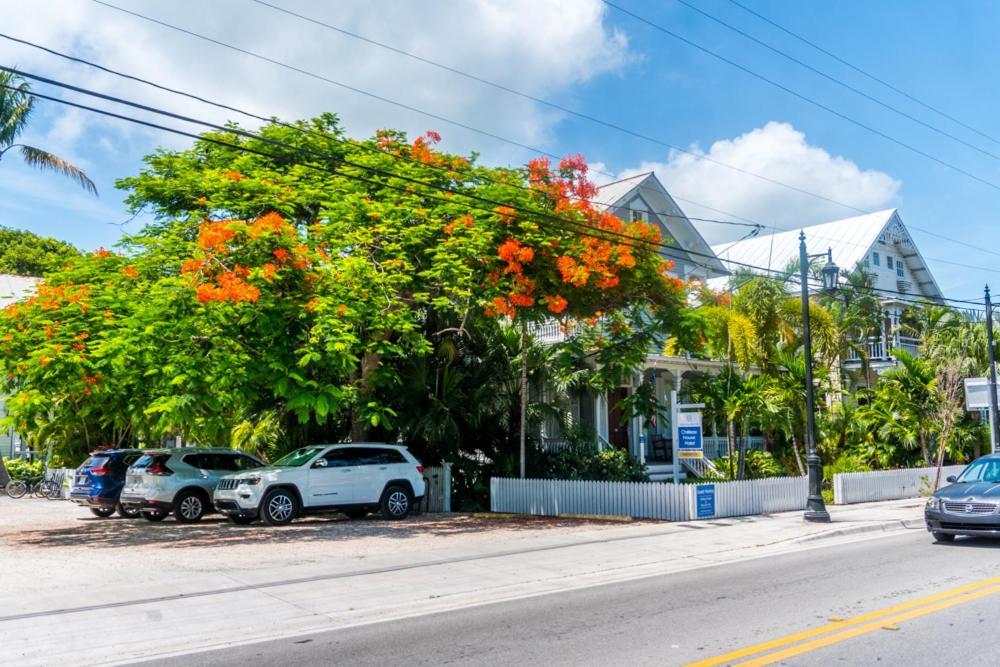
(519, 321, 528, 479)
(737, 421, 747, 480)
(919, 431, 931, 467)
(791, 432, 805, 476)
(350, 347, 383, 443)
(726, 419, 736, 479)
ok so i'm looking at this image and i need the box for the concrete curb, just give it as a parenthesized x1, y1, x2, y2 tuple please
(794, 518, 924, 544)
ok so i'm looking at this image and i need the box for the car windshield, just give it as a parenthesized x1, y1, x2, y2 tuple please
(81, 456, 109, 469)
(956, 459, 1000, 483)
(273, 447, 326, 467)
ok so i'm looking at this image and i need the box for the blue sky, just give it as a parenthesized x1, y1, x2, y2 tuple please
(2, 0, 1000, 301)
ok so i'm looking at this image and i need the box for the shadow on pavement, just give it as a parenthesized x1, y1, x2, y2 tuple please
(3, 511, 623, 550)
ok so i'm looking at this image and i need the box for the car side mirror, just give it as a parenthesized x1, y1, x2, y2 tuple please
(945, 475, 957, 483)
(312, 459, 328, 469)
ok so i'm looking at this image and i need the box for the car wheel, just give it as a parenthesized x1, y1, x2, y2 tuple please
(933, 532, 956, 543)
(260, 488, 298, 526)
(380, 485, 413, 520)
(174, 490, 207, 524)
(90, 506, 115, 518)
(143, 510, 167, 522)
(117, 503, 142, 519)
(343, 509, 368, 520)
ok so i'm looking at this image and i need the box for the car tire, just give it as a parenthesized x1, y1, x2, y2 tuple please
(343, 509, 368, 520)
(380, 484, 413, 520)
(90, 506, 115, 518)
(229, 516, 256, 526)
(932, 532, 956, 543)
(174, 490, 207, 524)
(117, 503, 142, 519)
(260, 488, 298, 526)
(143, 510, 167, 522)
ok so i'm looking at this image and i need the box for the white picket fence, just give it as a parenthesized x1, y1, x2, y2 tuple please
(490, 476, 807, 521)
(832, 465, 967, 504)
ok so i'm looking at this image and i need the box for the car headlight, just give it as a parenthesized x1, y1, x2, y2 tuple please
(926, 497, 941, 511)
(239, 476, 262, 486)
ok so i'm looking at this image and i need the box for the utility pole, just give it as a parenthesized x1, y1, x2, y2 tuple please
(519, 320, 528, 478)
(799, 233, 832, 522)
(985, 286, 1000, 452)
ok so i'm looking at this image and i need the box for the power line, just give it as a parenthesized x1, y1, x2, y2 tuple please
(724, 0, 1000, 149)
(4, 69, 984, 312)
(193, 3, 1000, 262)
(602, 1, 1000, 193)
(88, 0, 870, 217)
(672, 0, 1000, 162)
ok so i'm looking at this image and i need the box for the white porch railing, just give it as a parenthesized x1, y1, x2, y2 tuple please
(832, 465, 966, 504)
(846, 336, 921, 362)
(490, 475, 807, 521)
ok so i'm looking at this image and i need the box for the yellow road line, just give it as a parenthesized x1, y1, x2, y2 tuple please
(686, 576, 1000, 667)
(734, 584, 1000, 666)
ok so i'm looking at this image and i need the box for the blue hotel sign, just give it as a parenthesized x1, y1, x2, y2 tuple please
(696, 484, 716, 518)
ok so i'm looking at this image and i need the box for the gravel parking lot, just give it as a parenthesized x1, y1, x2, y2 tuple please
(0, 495, 631, 612)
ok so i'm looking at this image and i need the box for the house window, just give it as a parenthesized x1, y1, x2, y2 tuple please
(631, 209, 647, 223)
(886, 255, 894, 269)
(872, 251, 880, 266)
(897, 262, 905, 278)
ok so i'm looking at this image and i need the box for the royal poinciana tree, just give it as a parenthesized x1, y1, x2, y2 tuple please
(0, 114, 688, 464)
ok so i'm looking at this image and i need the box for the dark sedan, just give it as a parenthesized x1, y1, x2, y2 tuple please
(925, 454, 1000, 542)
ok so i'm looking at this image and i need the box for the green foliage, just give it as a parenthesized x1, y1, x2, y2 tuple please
(2, 457, 44, 479)
(712, 450, 786, 480)
(0, 227, 80, 277)
(536, 431, 648, 482)
(822, 453, 871, 479)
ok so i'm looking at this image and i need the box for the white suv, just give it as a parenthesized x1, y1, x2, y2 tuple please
(213, 443, 426, 526)
(120, 448, 265, 523)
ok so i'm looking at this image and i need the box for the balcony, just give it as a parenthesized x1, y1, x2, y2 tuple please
(845, 336, 921, 363)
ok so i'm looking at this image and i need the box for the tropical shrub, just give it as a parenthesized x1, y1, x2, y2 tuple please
(712, 450, 786, 480)
(2, 457, 44, 480)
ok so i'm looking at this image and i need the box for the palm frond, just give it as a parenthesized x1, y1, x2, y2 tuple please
(0, 71, 34, 146)
(19, 145, 98, 195)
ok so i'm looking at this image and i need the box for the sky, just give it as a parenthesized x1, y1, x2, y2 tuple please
(2, 0, 1000, 301)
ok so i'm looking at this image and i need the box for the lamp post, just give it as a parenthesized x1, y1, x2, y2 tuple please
(985, 286, 1000, 452)
(799, 233, 836, 522)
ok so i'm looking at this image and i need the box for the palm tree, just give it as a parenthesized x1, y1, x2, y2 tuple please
(0, 71, 97, 195)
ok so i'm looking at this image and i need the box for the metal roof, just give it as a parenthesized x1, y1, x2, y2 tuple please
(0, 274, 37, 308)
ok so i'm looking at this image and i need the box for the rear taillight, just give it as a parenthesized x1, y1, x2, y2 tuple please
(416, 465, 424, 474)
(147, 463, 173, 476)
(90, 467, 110, 476)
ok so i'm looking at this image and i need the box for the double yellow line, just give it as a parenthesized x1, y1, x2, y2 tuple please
(688, 576, 1000, 666)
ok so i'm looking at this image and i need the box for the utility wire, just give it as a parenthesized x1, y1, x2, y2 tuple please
(4, 71, 983, 313)
(88, 0, 870, 217)
(672, 0, 1000, 161)
(725, 0, 1000, 149)
(602, 0, 1000, 193)
(79, 3, 1000, 264)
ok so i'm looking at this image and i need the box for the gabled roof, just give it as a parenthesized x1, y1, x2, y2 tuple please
(710, 209, 944, 301)
(594, 173, 728, 278)
(0, 274, 38, 308)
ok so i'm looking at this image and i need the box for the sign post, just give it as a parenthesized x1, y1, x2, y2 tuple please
(964, 377, 998, 453)
(671, 390, 705, 484)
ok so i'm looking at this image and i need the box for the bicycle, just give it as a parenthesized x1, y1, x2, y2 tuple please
(5, 474, 61, 500)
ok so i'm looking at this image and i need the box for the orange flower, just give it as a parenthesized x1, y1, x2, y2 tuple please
(39, 356, 51, 366)
(198, 221, 238, 250)
(261, 263, 279, 281)
(122, 266, 139, 278)
(305, 297, 320, 313)
(546, 295, 568, 314)
(222, 170, 243, 181)
(495, 206, 516, 224)
(273, 248, 291, 263)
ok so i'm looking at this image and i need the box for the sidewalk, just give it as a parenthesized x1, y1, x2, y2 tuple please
(0, 497, 925, 665)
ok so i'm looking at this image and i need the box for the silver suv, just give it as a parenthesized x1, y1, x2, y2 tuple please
(120, 448, 264, 523)
(213, 443, 426, 526)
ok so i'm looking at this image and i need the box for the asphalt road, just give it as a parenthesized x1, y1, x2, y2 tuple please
(144, 530, 1000, 666)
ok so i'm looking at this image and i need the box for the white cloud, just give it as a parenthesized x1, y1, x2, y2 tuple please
(617, 122, 902, 244)
(0, 0, 632, 164)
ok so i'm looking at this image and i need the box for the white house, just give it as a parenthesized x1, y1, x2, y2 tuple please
(711, 208, 945, 374)
(1, 274, 38, 460)
(536, 173, 732, 478)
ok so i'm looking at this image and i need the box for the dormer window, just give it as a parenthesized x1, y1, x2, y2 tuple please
(631, 209, 647, 223)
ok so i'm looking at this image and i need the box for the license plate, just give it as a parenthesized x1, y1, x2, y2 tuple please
(76, 476, 89, 486)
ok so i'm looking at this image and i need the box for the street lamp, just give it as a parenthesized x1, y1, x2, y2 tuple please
(799, 233, 837, 523)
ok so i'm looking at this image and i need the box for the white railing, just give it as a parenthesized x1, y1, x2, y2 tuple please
(527, 320, 567, 344)
(832, 465, 966, 504)
(846, 336, 921, 362)
(490, 475, 807, 521)
(701, 435, 764, 461)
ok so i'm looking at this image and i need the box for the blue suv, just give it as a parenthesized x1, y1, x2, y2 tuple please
(70, 449, 144, 518)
